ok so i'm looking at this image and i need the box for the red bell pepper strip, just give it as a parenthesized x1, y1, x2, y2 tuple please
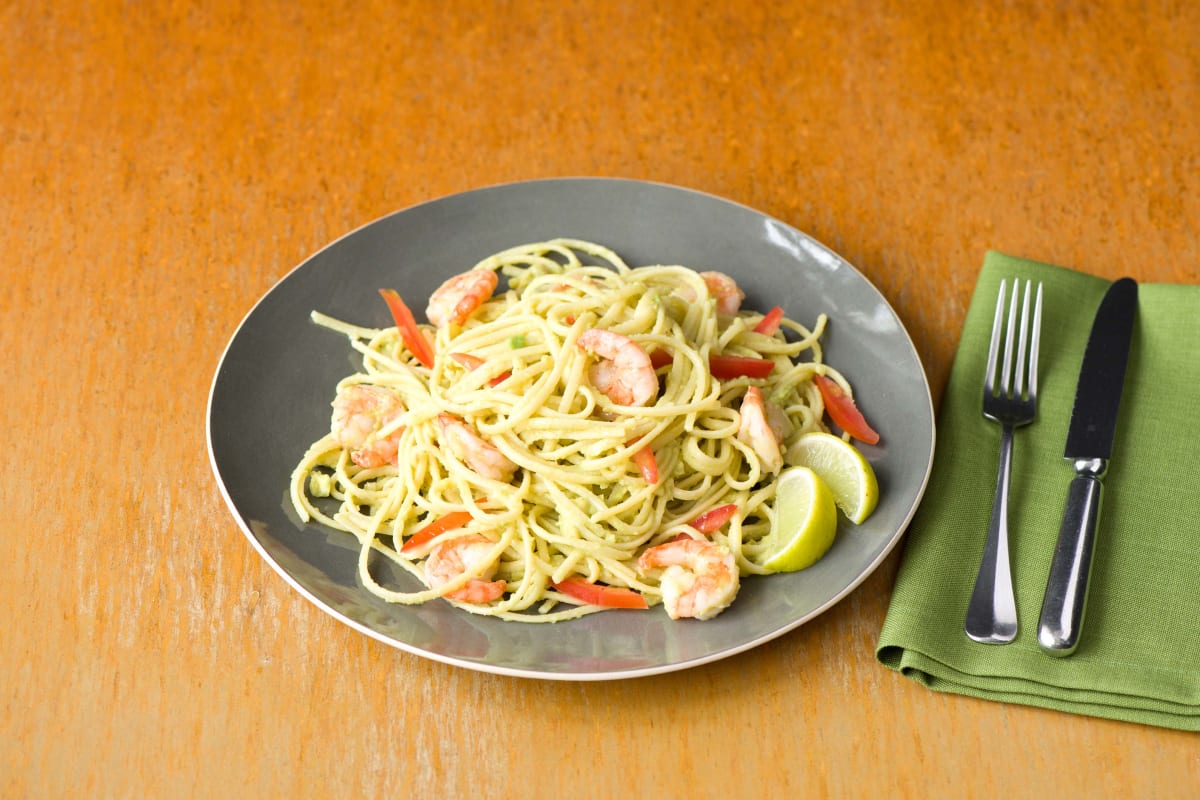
(630, 442, 659, 484)
(650, 351, 774, 379)
(708, 355, 775, 380)
(648, 349, 674, 369)
(814, 374, 880, 445)
(552, 577, 649, 609)
(753, 306, 785, 335)
(449, 352, 484, 370)
(691, 503, 738, 533)
(400, 510, 473, 554)
(379, 289, 435, 369)
(449, 352, 510, 386)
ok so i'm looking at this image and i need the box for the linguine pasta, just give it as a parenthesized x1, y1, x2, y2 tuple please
(289, 238, 858, 622)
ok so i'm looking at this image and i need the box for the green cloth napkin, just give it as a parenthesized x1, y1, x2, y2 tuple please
(877, 251, 1200, 731)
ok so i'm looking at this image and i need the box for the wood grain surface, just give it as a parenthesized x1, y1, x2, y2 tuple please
(4, 1, 1198, 797)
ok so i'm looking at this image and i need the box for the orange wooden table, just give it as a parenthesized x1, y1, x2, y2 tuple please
(5, 1, 1197, 796)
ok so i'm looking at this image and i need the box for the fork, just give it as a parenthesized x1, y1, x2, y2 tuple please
(965, 278, 1044, 644)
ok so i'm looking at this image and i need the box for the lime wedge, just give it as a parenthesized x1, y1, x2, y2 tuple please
(760, 466, 838, 572)
(785, 432, 879, 524)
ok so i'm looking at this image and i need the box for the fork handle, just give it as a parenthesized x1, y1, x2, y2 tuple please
(965, 422, 1019, 643)
(1037, 459, 1106, 656)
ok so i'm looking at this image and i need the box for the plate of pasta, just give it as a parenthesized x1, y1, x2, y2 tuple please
(207, 178, 935, 679)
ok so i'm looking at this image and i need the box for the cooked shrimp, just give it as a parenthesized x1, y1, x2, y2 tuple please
(737, 386, 783, 473)
(331, 384, 405, 468)
(764, 396, 795, 442)
(637, 535, 739, 620)
(437, 413, 518, 481)
(576, 328, 658, 406)
(425, 533, 507, 603)
(425, 269, 498, 328)
(699, 271, 745, 316)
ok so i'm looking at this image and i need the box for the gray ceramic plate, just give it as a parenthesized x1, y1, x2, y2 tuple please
(207, 178, 935, 680)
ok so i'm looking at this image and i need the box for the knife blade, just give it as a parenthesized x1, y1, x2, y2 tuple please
(1037, 277, 1138, 656)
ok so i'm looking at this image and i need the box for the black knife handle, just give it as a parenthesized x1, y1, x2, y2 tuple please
(1038, 460, 1106, 656)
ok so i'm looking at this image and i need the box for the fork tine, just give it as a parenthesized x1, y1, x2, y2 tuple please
(1015, 280, 1032, 396)
(1028, 283, 1043, 399)
(985, 279, 1007, 395)
(1000, 280, 1020, 394)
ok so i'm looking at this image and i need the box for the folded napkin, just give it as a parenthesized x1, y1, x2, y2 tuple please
(877, 251, 1200, 731)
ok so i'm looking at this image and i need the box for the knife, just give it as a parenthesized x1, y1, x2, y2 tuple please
(1037, 277, 1138, 656)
